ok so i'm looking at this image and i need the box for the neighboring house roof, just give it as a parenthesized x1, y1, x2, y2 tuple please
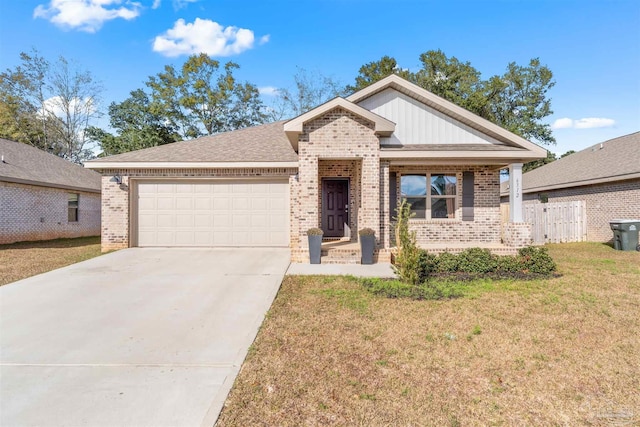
(0, 138, 101, 193)
(86, 121, 298, 169)
(501, 131, 640, 195)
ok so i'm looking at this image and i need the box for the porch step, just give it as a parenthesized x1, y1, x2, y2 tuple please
(321, 247, 362, 264)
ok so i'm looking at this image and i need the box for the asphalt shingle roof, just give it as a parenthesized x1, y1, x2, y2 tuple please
(89, 121, 298, 164)
(0, 139, 101, 192)
(502, 132, 640, 194)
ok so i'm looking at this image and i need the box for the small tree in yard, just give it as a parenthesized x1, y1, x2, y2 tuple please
(393, 199, 422, 286)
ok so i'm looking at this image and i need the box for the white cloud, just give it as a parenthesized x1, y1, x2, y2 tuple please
(259, 34, 270, 45)
(34, 0, 142, 33)
(552, 118, 574, 129)
(552, 117, 616, 130)
(172, 0, 198, 9)
(259, 86, 279, 96)
(574, 117, 616, 129)
(152, 0, 161, 9)
(153, 18, 268, 57)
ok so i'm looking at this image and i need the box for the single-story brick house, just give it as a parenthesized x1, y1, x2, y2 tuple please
(501, 131, 640, 242)
(0, 138, 101, 244)
(86, 75, 546, 262)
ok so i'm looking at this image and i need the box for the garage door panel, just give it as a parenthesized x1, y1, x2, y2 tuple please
(157, 197, 174, 210)
(137, 180, 288, 247)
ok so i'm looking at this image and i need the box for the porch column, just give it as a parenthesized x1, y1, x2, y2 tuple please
(509, 163, 524, 222)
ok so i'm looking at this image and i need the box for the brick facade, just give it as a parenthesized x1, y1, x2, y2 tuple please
(295, 107, 380, 248)
(522, 178, 640, 242)
(387, 165, 503, 246)
(0, 181, 100, 244)
(98, 168, 297, 252)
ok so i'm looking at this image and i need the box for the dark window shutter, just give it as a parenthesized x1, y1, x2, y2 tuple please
(389, 172, 397, 220)
(462, 171, 474, 221)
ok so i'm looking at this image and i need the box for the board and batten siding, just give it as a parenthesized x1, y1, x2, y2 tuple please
(357, 88, 504, 146)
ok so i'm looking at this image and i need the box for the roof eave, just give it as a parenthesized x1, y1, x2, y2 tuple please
(84, 161, 299, 170)
(0, 176, 101, 193)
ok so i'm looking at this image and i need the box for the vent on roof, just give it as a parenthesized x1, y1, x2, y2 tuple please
(1, 154, 5, 163)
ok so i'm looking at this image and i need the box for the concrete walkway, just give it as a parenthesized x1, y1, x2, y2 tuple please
(0, 248, 290, 427)
(287, 262, 396, 278)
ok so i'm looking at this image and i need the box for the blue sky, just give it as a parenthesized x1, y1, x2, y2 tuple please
(1, 0, 638, 155)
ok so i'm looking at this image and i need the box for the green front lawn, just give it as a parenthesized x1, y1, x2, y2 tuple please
(217, 243, 640, 426)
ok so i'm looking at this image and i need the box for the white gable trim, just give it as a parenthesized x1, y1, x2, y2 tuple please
(283, 97, 395, 146)
(347, 74, 547, 157)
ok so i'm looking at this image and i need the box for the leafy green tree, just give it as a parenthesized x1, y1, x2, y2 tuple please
(348, 50, 556, 145)
(346, 55, 410, 93)
(523, 150, 556, 172)
(145, 54, 267, 139)
(86, 89, 180, 156)
(0, 50, 102, 163)
(560, 150, 576, 158)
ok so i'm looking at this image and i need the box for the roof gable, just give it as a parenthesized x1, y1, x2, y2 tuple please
(347, 74, 547, 156)
(0, 139, 100, 192)
(283, 97, 395, 148)
(359, 87, 507, 146)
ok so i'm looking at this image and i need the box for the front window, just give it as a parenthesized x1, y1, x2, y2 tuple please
(68, 193, 79, 222)
(401, 173, 457, 219)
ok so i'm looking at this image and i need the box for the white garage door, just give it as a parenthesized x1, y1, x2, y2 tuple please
(136, 180, 289, 247)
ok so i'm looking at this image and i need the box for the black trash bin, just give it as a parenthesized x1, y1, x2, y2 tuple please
(609, 219, 640, 251)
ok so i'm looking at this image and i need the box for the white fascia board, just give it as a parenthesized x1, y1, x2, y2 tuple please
(283, 97, 395, 135)
(84, 161, 299, 170)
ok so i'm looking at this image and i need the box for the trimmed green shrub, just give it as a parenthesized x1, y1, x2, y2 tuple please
(456, 248, 497, 274)
(392, 200, 422, 286)
(434, 252, 459, 273)
(518, 246, 557, 274)
(496, 254, 523, 274)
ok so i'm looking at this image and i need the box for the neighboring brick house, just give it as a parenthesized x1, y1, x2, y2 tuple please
(501, 132, 640, 242)
(86, 75, 546, 262)
(0, 138, 101, 244)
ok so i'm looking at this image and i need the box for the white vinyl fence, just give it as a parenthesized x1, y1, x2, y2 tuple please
(522, 201, 587, 244)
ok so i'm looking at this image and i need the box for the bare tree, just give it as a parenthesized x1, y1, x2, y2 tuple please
(0, 49, 102, 163)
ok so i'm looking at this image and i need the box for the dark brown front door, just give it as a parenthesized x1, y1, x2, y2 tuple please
(322, 179, 349, 238)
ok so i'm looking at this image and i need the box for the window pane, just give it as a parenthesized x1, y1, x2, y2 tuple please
(405, 197, 426, 219)
(401, 175, 427, 197)
(431, 197, 456, 219)
(68, 193, 79, 222)
(431, 174, 457, 196)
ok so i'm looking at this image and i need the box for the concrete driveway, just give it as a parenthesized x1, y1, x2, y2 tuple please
(0, 248, 290, 427)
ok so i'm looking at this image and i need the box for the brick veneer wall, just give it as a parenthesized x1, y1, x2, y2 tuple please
(523, 178, 640, 242)
(388, 165, 502, 245)
(296, 107, 380, 248)
(98, 168, 297, 252)
(0, 181, 100, 244)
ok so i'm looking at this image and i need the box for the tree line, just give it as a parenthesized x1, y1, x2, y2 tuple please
(1, 49, 558, 166)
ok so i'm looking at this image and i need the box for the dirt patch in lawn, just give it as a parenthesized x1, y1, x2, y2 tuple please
(0, 236, 102, 286)
(217, 243, 640, 426)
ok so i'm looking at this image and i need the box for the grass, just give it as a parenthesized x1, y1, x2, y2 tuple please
(217, 243, 640, 426)
(0, 236, 102, 286)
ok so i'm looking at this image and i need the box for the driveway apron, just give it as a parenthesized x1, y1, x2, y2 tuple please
(0, 248, 290, 427)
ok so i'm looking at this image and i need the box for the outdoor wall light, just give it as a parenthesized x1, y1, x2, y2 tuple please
(110, 174, 122, 184)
